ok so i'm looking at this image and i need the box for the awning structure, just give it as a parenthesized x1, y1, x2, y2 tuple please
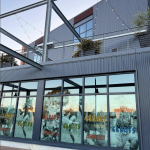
(0, 0, 81, 65)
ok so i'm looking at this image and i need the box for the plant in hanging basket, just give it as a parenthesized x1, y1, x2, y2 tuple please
(72, 38, 102, 58)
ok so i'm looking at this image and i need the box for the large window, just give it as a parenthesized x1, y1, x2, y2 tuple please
(74, 20, 93, 44)
(0, 73, 139, 150)
(0, 81, 38, 139)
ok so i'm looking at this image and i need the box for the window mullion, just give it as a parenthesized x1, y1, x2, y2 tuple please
(107, 75, 110, 148)
(12, 82, 21, 137)
(81, 76, 85, 145)
(58, 78, 64, 142)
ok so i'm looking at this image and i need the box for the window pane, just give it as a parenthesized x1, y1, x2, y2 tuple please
(80, 24, 86, 33)
(75, 27, 79, 34)
(61, 96, 82, 144)
(14, 97, 36, 139)
(109, 74, 135, 93)
(87, 20, 93, 30)
(40, 97, 61, 141)
(109, 74, 134, 84)
(74, 37, 79, 43)
(87, 29, 93, 38)
(110, 95, 139, 149)
(64, 78, 82, 94)
(84, 95, 108, 147)
(0, 98, 17, 137)
(109, 87, 135, 93)
(80, 32, 86, 38)
(45, 80, 62, 95)
(3, 83, 19, 97)
(85, 76, 107, 93)
(20, 82, 38, 96)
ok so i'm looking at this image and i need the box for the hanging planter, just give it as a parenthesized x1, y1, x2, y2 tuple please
(72, 39, 102, 58)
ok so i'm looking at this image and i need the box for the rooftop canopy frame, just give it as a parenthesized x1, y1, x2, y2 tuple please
(0, 0, 81, 63)
(0, 44, 42, 70)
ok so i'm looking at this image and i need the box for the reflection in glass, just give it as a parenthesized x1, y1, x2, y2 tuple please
(109, 95, 139, 149)
(87, 20, 93, 30)
(61, 96, 82, 144)
(75, 27, 79, 34)
(40, 97, 61, 141)
(45, 80, 62, 95)
(85, 76, 107, 93)
(20, 82, 38, 96)
(80, 32, 86, 38)
(109, 87, 135, 93)
(64, 78, 82, 94)
(84, 95, 108, 147)
(14, 97, 36, 139)
(0, 98, 17, 137)
(80, 23, 86, 33)
(87, 29, 93, 38)
(3, 83, 19, 97)
(109, 74, 134, 84)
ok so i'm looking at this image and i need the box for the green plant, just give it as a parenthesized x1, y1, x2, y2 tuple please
(0, 54, 18, 66)
(131, 8, 150, 32)
(73, 38, 102, 58)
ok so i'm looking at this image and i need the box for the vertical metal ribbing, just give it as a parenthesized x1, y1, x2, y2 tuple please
(42, 0, 52, 62)
(81, 77, 85, 145)
(12, 82, 21, 137)
(135, 71, 143, 150)
(107, 75, 110, 148)
(58, 78, 64, 142)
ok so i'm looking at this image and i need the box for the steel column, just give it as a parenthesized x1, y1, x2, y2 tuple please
(42, 0, 52, 62)
(52, 2, 81, 42)
(0, 44, 42, 70)
(0, 28, 42, 56)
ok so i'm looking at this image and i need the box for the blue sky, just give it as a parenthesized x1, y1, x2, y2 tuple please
(1, 0, 100, 50)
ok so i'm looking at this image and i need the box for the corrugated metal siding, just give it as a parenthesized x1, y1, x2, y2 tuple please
(1, 48, 150, 150)
(93, 0, 147, 35)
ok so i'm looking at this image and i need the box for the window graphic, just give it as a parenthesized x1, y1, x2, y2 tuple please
(110, 95, 138, 149)
(0, 73, 139, 149)
(61, 96, 82, 144)
(41, 97, 61, 142)
(84, 95, 108, 147)
(14, 97, 36, 139)
(0, 98, 17, 137)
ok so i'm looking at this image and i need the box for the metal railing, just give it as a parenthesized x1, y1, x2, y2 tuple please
(1, 26, 150, 68)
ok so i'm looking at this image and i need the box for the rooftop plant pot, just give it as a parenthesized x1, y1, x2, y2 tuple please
(72, 39, 102, 58)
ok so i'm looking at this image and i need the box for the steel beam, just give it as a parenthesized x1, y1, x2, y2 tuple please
(0, 1, 47, 19)
(52, 1, 81, 42)
(0, 44, 42, 70)
(0, 28, 42, 56)
(43, 0, 52, 62)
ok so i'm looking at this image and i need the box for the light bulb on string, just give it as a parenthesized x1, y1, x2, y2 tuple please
(106, 0, 107, 1)
(112, 8, 113, 11)
(122, 23, 124, 25)
(117, 16, 119, 19)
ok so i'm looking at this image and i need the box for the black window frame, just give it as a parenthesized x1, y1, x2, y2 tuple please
(0, 72, 141, 150)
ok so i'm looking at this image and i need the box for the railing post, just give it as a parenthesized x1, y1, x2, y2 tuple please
(103, 33, 105, 54)
(42, 0, 52, 62)
(62, 41, 65, 59)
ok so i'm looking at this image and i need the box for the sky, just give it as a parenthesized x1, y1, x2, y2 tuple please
(0, 0, 100, 50)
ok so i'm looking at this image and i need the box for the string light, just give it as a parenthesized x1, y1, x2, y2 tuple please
(15, 14, 60, 43)
(106, 0, 129, 29)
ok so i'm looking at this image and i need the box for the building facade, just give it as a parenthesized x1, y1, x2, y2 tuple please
(1, 0, 150, 150)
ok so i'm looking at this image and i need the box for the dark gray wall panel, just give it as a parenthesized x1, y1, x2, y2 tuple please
(1, 48, 150, 150)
